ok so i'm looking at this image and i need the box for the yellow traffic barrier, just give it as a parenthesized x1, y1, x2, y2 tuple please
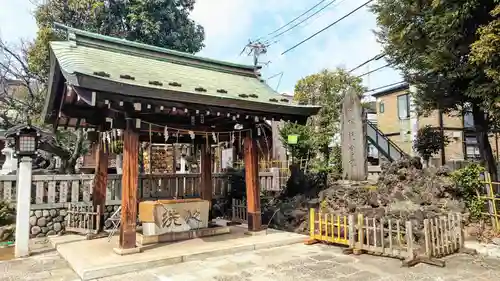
(479, 172, 500, 230)
(307, 209, 350, 246)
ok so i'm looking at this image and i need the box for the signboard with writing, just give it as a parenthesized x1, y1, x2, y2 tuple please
(287, 134, 298, 144)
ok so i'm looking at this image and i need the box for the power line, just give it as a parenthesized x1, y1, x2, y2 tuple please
(275, 72, 284, 92)
(365, 81, 406, 93)
(356, 63, 391, 78)
(263, 0, 339, 45)
(292, 0, 349, 35)
(266, 72, 283, 81)
(281, 0, 374, 55)
(266, 72, 285, 92)
(349, 53, 386, 73)
(254, 0, 330, 42)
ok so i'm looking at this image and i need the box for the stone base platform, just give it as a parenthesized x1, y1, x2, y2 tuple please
(137, 225, 231, 246)
(49, 226, 307, 280)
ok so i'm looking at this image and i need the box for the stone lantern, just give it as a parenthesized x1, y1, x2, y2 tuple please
(5, 124, 41, 258)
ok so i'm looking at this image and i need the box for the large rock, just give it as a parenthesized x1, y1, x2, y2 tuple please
(37, 217, 47, 227)
(31, 226, 41, 235)
(54, 215, 64, 222)
(0, 225, 14, 241)
(29, 216, 37, 226)
(53, 222, 62, 232)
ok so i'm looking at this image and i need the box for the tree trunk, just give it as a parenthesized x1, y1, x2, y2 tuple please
(322, 144, 329, 164)
(59, 129, 84, 174)
(423, 157, 430, 168)
(472, 104, 497, 181)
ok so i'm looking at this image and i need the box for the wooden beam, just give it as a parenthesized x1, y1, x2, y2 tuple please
(119, 119, 139, 250)
(200, 140, 213, 206)
(244, 134, 261, 232)
(92, 140, 108, 231)
(61, 104, 241, 132)
(88, 90, 303, 123)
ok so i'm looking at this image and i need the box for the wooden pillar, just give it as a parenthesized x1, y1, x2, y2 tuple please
(200, 140, 212, 204)
(93, 141, 108, 231)
(244, 134, 261, 232)
(119, 120, 139, 250)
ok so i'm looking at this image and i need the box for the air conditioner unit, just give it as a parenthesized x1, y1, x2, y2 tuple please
(452, 131, 461, 139)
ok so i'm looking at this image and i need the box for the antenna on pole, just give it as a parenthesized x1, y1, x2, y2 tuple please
(240, 40, 270, 70)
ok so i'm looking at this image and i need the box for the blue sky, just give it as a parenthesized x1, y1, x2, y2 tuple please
(0, 0, 401, 96)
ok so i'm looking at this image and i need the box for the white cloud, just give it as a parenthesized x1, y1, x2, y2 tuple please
(190, 0, 256, 51)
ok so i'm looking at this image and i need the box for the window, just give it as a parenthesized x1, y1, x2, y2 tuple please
(463, 103, 474, 128)
(465, 135, 481, 159)
(464, 112, 474, 128)
(397, 94, 410, 119)
(379, 101, 385, 113)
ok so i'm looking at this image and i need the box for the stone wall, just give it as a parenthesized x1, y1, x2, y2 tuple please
(103, 205, 121, 230)
(28, 204, 122, 237)
(29, 209, 66, 238)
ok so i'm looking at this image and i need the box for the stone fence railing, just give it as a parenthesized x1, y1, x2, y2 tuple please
(0, 172, 279, 238)
(0, 171, 279, 210)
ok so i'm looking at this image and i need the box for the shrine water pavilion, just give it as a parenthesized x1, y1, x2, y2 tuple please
(43, 23, 320, 254)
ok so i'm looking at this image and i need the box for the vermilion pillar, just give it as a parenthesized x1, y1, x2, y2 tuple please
(118, 119, 139, 250)
(244, 135, 261, 231)
(93, 140, 108, 231)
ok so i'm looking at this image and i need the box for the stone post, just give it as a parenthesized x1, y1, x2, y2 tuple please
(341, 88, 367, 181)
(15, 156, 32, 258)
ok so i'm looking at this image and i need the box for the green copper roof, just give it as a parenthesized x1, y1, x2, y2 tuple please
(54, 23, 257, 73)
(48, 24, 320, 117)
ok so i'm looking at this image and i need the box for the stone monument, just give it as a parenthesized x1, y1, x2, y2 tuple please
(341, 87, 367, 181)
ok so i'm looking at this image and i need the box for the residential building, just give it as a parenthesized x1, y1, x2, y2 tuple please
(363, 101, 379, 162)
(372, 83, 500, 162)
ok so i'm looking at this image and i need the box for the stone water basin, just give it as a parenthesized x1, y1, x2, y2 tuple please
(138, 199, 210, 236)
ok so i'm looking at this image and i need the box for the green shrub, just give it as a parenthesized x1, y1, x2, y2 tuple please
(0, 200, 14, 227)
(451, 163, 485, 219)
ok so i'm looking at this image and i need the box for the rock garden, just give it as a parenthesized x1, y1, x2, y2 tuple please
(260, 157, 498, 245)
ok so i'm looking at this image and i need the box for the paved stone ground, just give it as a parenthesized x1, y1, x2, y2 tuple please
(1, 243, 500, 281)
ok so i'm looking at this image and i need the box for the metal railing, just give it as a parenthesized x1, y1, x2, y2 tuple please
(366, 120, 407, 162)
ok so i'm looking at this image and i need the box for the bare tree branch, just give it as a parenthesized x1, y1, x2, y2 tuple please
(0, 33, 89, 173)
